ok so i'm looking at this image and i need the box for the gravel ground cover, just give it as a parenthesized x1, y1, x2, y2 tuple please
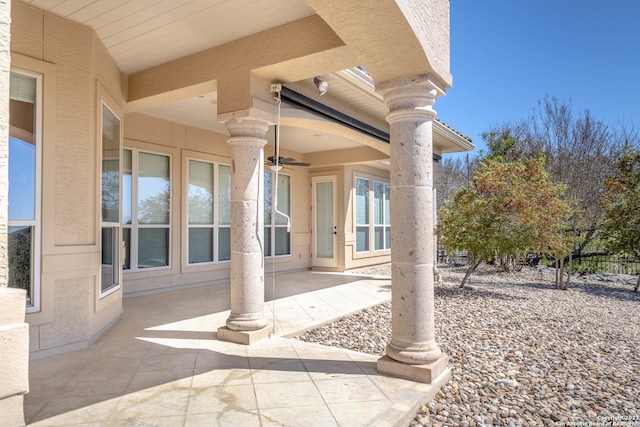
(294, 264, 640, 427)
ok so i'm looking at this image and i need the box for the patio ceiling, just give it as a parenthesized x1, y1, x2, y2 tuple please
(21, 0, 472, 157)
(22, 0, 314, 75)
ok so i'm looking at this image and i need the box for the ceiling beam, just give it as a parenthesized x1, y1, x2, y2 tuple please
(126, 14, 354, 113)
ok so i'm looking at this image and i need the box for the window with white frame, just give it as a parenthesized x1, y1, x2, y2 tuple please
(355, 176, 391, 253)
(355, 177, 370, 252)
(374, 180, 391, 250)
(123, 149, 171, 271)
(8, 69, 42, 312)
(264, 172, 291, 257)
(100, 102, 121, 296)
(187, 159, 231, 264)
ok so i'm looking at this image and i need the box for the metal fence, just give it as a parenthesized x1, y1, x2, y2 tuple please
(437, 248, 469, 266)
(437, 247, 640, 276)
(570, 254, 640, 276)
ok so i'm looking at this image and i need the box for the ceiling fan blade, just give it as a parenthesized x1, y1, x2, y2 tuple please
(268, 156, 299, 164)
(284, 161, 311, 167)
(268, 126, 312, 167)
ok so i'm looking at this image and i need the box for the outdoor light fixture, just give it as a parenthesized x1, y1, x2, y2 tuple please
(313, 76, 328, 96)
(269, 164, 283, 172)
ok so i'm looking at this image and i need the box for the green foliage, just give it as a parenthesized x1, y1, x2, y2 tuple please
(482, 129, 518, 161)
(439, 156, 574, 280)
(601, 146, 640, 261)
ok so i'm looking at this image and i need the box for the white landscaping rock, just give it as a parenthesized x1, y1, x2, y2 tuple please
(295, 264, 640, 426)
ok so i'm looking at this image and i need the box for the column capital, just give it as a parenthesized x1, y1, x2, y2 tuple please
(376, 73, 446, 97)
(376, 74, 444, 122)
(225, 117, 270, 140)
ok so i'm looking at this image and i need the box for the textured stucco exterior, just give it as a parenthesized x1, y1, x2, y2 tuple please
(0, 288, 29, 427)
(305, 0, 451, 88)
(11, 1, 126, 357)
(402, 0, 452, 86)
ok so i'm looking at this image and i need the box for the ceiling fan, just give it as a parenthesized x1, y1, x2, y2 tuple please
(267, 125, 310, 170)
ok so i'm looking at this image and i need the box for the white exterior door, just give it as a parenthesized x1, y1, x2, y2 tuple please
(312, 176, 337, 268)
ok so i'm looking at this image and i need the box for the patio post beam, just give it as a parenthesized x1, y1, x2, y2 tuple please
(376, 75, 450, 384)
(217, 117, 270, 344)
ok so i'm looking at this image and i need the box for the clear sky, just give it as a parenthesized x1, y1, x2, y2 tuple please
(436, 1, 640, 156)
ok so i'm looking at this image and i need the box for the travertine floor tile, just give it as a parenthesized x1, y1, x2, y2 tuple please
(254, 380, 324, 409)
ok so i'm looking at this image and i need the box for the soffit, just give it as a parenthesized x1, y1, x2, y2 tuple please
(21, 0, 314, 75)
(138, 90, 365, 154)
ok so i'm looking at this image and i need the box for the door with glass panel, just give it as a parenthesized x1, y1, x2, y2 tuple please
(312, 176, 337, 268)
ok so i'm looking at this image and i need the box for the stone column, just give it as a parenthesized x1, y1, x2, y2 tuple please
(376, 75, 450, 384)
(217, 117, 270, 345)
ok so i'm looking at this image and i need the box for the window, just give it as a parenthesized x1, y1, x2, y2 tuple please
(355, 176, 391, 253)
(264, 172, 291, 257)
(100, 103, 121, 296)
(123, 149, 171, 271)
(355, 177, 370, 252)
(374, 181, 391, 250)
(187, 159, 231, 264)
(8, 69, 42, 312)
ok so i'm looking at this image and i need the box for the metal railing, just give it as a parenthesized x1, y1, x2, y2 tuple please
(437, 247, 640, 277)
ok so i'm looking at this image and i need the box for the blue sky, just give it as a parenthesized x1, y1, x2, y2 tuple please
(436, 1, 640, 156)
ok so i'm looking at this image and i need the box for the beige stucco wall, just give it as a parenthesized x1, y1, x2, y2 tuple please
(11, 1, 126, 357)
(123, 113, 311, 296)
(0, 288, 29, 426)
(305, 0, 451, 88)
(401, 0, 451, 85)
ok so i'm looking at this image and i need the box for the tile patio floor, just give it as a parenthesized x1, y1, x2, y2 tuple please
(25, 270, 443, 426)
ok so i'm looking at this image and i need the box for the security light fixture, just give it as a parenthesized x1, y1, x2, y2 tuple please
(313, 77, 328, 96)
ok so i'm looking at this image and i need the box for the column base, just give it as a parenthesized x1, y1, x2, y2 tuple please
(217, 325, 272, 345)
(377, 354, 450, 384)
(225, 311, 268, 332)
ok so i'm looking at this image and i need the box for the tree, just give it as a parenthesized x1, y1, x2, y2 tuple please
(439, 156, 573, 288)
(600, 146, 640, 292)
(483, 97, 629, 251)
(434, 156, 470, 213)
(482, 128, 518, 162)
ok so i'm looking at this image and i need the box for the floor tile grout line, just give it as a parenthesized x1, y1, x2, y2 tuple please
(180, 337, 200, 427)
(298, 350, 344, 427)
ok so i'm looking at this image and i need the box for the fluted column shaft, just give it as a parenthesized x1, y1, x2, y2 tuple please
(225, 118, 269, 331)
(379, 76, 443, 364)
